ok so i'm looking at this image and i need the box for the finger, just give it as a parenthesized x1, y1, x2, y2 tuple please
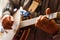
(10, 16, 14, 21)
(41, 16, 49, 25)
(40, 16, 48, 20)
(45, 8, 51, 15)
(35, 15, 42, 26)
(36, 16, 48, 30)
(36, 15, 42, 23)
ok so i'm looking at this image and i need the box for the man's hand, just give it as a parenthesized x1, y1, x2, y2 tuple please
(35, 8, 59, 34)
(2, 15, 14, 29)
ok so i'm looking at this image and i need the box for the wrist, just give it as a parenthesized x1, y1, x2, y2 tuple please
(3, 11, 10, 17)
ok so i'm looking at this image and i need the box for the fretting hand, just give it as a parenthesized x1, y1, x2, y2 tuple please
(35, 8, 59, 34)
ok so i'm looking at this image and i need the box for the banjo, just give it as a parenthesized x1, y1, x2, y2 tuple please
(0, 0, 60, 40)
(0, 9, 60, 40)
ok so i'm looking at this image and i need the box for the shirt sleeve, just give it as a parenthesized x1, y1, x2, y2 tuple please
(2, 1, 14, 16)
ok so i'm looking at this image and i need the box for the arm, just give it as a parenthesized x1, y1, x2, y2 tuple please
(2, 1, 14, 29)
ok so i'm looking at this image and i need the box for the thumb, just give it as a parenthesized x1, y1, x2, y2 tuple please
(45, 8, 51, 15)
